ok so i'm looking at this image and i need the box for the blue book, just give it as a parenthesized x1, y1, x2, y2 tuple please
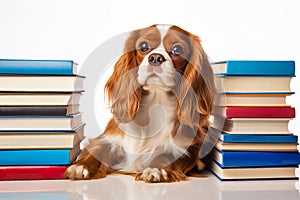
(212, 60, 295, 76)
(212, 148, 300, 168)
(0, 147, 80, 166)
(220, 133, 298, 143)
(0, 59, 77, 75)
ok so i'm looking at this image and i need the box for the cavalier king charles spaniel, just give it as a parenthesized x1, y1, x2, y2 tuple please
(65, 24, 215, 183)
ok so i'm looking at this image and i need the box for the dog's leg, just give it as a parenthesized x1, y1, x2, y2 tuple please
(64, 147, 109, 180)
(65, 135, 124, 180)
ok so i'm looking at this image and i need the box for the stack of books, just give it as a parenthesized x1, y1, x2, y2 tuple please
(0, 59, 84, 180)
(210, 60, 300, 180)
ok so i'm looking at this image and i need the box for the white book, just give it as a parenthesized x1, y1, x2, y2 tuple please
(0, 125, 84, 149)
(0, 93, 81, 106)
(219, 118, 291, 134)
(0, 114, 82, 131)
(0, 75, 84, 92)
(210, 160, 297, 180)
(216, 94, 289, 107)
(216, 76, 292, 93)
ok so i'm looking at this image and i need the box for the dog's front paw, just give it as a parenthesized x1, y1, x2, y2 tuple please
(135, 167, 187, 183)
(135, 167, 169, 183)
(65, 164, 90, 180)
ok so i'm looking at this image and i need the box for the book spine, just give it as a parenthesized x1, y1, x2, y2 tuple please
(221, 134, 298, 143)
(224, 107, 296, 118)
(224, 61, 295, 76)
(219, 151, 300, 167)
(0, 149, 73, 165)
(0, 166, 66, 180)
(0, 106, 68, 116)
(0, 60, 74, 75)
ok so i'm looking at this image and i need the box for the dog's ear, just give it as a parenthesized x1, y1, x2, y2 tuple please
(105, 30, 142, 123)
(175, 34, 215, 129)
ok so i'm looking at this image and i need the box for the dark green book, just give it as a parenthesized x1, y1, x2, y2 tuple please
(0, 105, 79, 116)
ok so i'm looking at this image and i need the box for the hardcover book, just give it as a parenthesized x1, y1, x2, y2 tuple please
(0, 59, 78, 75)
(221, 118, 291, 134)
(212, 60, 295, 76)
(0, 105, 80, 116)
(210, 160, 298, 180)
(211, 149, 300, 167)
(216, 106, 295, 118)
(0, 144, 80, 165)
(215, 141, 298, 152)
(0, 114, 82, 131)
(216, 76, 292, 94)
(0, 166, 66, 180)
(0, 93, 81, 106)
(0, 125, 84, 149)
(0, 75, 84, 92)
(220, 133, 298, 143)
(217, 94, 290, 107)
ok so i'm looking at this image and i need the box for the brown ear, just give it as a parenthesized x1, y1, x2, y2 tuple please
(105, 30, 142, 123)
(176, 34, 215, 129)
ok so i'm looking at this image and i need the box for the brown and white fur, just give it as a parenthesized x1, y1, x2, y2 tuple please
(65, 24, 215, 183)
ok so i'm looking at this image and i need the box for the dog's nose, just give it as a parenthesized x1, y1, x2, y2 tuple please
(148, 53, 166, 66)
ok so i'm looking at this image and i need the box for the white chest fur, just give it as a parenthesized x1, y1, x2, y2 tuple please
(105, 85, 186, 172)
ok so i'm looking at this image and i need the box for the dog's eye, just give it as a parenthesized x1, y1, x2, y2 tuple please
(171, 45, 183, 56)
(139, 41, 150, 52)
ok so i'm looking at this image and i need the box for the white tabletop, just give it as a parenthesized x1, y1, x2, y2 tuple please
(0, 172, 299, 200)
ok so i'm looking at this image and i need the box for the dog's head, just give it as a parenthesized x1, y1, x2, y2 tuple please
(105, 24, 215, 129)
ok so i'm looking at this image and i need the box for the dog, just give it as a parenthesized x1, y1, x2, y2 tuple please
(65, 24, 215, 183)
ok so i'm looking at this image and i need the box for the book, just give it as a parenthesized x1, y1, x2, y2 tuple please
(0, 144, 80, 165)
(216, 94, 290, 107)
(0, 75, 84, 92)
(221, 118, 291, 134)
(210, 162, 298, 180)
(0, 92, 81, 106)
(0, 166, 66, 180)
(220, 133, 298, 143)
(216, 76, 292, 94)
(215, 141, 298, 152)
(0, 125, 84, 149)
(0, 114, 82, 131)
(216, 106, 295, 118)
(0, 59, 78, 75)
(211, 149, 300, 167)
(212, 60, 295, 76)
(0, 105, 80, 116)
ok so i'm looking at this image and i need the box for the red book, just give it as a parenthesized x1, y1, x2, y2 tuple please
(0, 166, 66, 180)
(220, 106, 295, 118)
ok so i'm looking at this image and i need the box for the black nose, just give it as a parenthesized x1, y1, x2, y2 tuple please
(148, 53, 166, 66)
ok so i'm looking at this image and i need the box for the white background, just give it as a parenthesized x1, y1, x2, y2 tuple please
(0, 0, 299, 134)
